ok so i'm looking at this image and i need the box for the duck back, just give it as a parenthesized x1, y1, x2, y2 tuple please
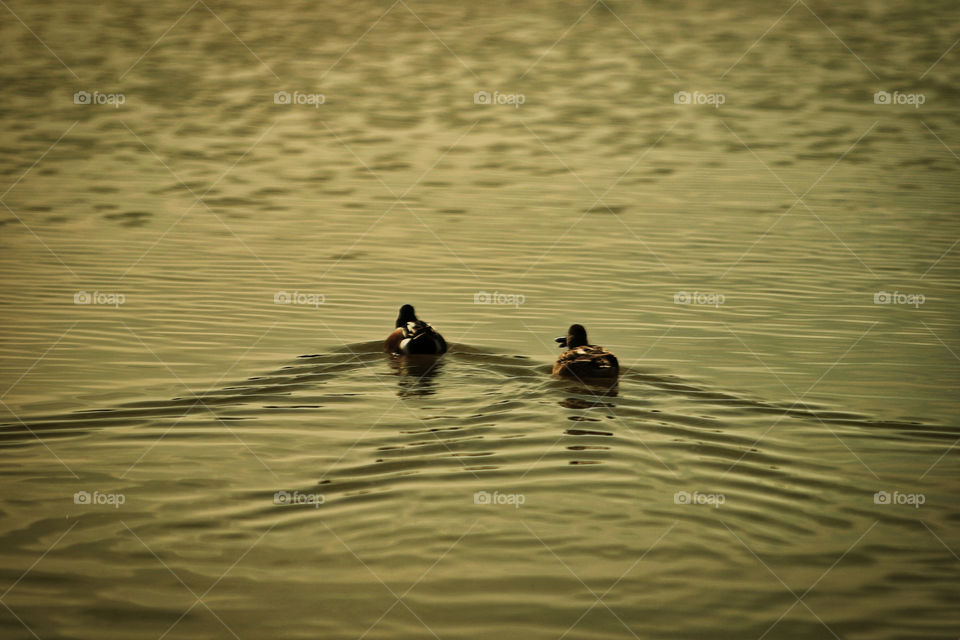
(553, 345, 618, 379)
(399, 321, 447, 355)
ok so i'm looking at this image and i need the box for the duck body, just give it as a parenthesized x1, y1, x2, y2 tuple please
(553, 345, 619, 378)
(553, 324, 618, 379)
(385, 305, 447, 355)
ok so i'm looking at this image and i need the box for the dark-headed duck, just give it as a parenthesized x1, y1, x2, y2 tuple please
(553, 324, 618, 379)
(384, 304, 448, 355)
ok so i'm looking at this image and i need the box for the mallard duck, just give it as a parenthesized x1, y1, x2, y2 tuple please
(384, 304, 448, 355)
(553, 324, 618, 379)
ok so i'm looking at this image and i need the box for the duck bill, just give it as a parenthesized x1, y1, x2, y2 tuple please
(554, 336, 567, 348)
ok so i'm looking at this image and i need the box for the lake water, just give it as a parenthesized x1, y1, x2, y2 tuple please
(1, 1, 958, 638)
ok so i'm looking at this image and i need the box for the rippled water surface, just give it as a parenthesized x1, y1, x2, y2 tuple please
(1, 1, 959, 638)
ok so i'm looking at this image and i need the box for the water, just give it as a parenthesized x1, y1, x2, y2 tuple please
(1, 1, 958, 638)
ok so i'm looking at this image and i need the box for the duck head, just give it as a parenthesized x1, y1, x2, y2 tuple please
(396, 304, 418, 328)
(555, 324, 589, 349)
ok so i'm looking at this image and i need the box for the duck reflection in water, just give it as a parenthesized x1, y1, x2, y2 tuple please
(387, 354, 445, 397)
(556, 377, 619, 408)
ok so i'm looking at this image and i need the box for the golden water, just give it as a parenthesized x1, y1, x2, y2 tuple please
(1, 1, 958, 638)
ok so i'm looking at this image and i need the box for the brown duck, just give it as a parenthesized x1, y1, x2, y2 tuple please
(553, 324, 619, 379)
(384, 304, 448, 355)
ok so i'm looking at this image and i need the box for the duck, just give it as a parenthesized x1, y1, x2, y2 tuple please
(553, 324, 619, 379)
(384, 304, 448, 355)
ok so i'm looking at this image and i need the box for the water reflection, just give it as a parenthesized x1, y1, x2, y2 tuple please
(386, 354, 445, 397)
(556, 380, 619, 408)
